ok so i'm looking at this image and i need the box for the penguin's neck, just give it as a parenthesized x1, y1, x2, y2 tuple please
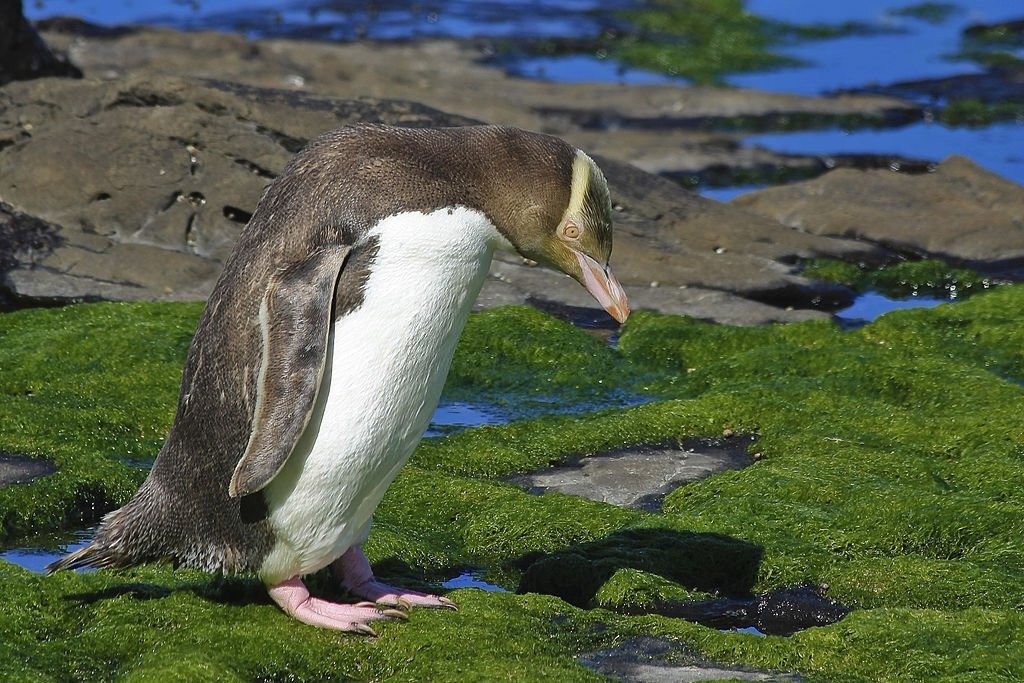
(350, 205, 509, 418)
(342, 205, 510, 433)
(327, 204, 512, 445)
(365, 206, 511, 303)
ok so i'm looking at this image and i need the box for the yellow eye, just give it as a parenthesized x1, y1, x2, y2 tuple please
(562, 223, 581, 240)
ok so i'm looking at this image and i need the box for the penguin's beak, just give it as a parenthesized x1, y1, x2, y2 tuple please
(574, 250, 630, 323)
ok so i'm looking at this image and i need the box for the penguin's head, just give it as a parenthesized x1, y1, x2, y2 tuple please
(508, 148, 629, 323)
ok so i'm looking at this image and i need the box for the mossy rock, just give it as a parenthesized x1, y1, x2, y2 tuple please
(518, 528, 761, 608)
(3, 289, 1024, 680)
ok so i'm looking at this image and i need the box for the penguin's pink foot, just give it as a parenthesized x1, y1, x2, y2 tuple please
(332, 546, 458, 611)
(268, 577, 408, 634)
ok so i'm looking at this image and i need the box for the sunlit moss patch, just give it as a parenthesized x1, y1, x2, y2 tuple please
(3, 287, 1024, 679)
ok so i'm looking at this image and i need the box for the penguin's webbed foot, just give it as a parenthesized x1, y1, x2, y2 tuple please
(268, 577, 407, 634)
(333, 546, 458, 611)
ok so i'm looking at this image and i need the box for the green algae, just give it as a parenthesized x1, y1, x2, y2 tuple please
(3, 289, 1024, 680)
(802, 257, 992, 300)
(443, 305, 642, 413)
(0, 561, 613, 682)
(521, 0, 910, 89)
(938, 98, 1024, 127)
(593, 567, 718, 611)
(0, 302, 202, 542)
(611, 0, 799, 85)
(606, 1, 902, 86)
(957, 17, 1024, 69)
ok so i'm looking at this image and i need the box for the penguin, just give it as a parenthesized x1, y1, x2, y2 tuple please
(48, 124, 630, 633)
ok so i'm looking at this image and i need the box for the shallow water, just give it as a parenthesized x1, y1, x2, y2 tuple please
(425, 401, 506, 436)
(836, 291, 946, 323)
(744, 120, 1024, 189)
(0, 528, 93, 573)
(728, 625, 767, 637)
(736, 0, 1021, 96)
(441, 569, 507, 592)
(427, 390, 652, 436)
(29, 0, 632, 41)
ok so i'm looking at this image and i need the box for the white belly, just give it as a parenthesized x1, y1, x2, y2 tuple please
(258, 207, 507, 583)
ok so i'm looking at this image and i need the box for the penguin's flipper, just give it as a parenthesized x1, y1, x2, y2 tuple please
(229, 245, 352, 498)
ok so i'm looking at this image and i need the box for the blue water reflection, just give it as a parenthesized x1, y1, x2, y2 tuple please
(837, 291, 946, 323)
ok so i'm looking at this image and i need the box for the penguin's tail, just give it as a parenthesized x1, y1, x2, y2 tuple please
(46, 541, 115, 572)
(46, 486, 160, 573)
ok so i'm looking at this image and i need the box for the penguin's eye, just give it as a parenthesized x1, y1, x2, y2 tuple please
(561, 222, 581, 240)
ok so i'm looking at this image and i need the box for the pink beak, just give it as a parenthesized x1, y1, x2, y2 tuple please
(575, 251, 630, 323)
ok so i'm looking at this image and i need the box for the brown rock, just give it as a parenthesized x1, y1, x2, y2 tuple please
(733, 155, 1024, 277)
(42, 26, 919, 183)
(0, 452, 57, 486)
(6, 26, 1013, 324)
(0, 75, 475, 305)
(0, 73, 871, 321)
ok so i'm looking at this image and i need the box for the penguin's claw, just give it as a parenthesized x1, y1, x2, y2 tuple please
(268, 577, 405, 633)
(351, 600, 409, 619)
(386, 595, 458, 611)
(352, 583, 458, 611)
(332, 545, 459, 612)
(352, 623, 378, 637)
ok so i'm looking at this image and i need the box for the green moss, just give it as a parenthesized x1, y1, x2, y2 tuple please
(945, 17, 1024, 75)
(938, 98, 1024, 127)
(5, 288, 1024, 679)
(860, 284, 1024, 379)
(518, 528, 761, 608)
(444, 305, 640, 410)
(961, 20, 1024, 49)
(611, 0, 799, 85)
(0, 561, 613, 682)
(802, 257, 992, 299)
(594, 567, 718, 611)
(800, 257, 866, 288)
(0, 302, 202, 541)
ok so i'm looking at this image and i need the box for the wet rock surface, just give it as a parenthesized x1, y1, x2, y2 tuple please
(580, 636, 804, 683)
(636, 585, 851, 637)
(0, 63, 871, 322)
(0, 453, 57, 486)
(509, 435, 757, 511)
(734, 155, 1024, 279)
(0, 75, 476, 307)
(0, 23, 1017, 324)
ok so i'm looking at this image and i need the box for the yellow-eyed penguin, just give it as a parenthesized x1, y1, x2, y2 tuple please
(48, 124, 630, 633)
